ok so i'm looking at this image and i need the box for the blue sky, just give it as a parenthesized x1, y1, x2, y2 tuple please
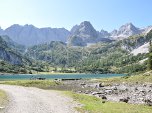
(0, 0, 152, 31)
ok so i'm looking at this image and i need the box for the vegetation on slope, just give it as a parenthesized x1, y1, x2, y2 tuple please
(147, 30, 152, 70)
(1, 30, 152, 74)
(26, 34, 149, 74)
(93, 71, 152, 86)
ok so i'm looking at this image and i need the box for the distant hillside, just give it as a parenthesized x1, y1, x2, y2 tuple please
(26, 41, 83, 67)
(0, 35, 54, 74)
(25, 30, 152, 74)
(0, 36, 25, 65)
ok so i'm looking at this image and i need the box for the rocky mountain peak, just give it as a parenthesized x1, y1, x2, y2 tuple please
(70, 25, 79, 34)
(110, 29, 118, 36)
(68, 21, 112, 46)
(71, 21, 97, 37)
(0, 27, 4, 34)
(119, 23, 138, 31)
(24, 24, 36, 28)
(100, 29, 110, 35)
(110, 23, 141, 40)
(78, 21, 97, 37)
(7, 24, 21, 28)
(80, 21, 92, 27)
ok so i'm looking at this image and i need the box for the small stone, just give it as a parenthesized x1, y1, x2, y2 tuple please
(80, 83, 86, 86)
(99, 95, 107, 100)
(99, 83, 104, 87)
(144, 99, 152, 106)
(135, 87, 138, 91)
(77, 91, 82, 93)
(119, 97, 129, 103)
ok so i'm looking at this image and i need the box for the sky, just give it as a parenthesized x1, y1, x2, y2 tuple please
(0, 0, 152, 32)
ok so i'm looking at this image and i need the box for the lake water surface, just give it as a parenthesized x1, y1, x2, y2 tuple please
(0, 74, 126, 80)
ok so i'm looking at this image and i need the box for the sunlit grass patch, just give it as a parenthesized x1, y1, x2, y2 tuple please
(65, 91, 152, 113)
(0, 90, 7, 110)
(0, 80, 62, 89)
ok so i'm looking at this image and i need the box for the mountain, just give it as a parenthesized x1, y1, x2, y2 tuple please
(25, 32, 149, 74)
(131, 42, 149, 55)
(110, 23, 152, 40)
(0, 36, 24, 65)
(27, 30, 152, 74)
(0, 24, 70, 46)
(68, 21, 112, 46)
(25, 41, 79, 66)
(0, 27, 3, 34)
(110, 23, 141, 40)
(1, 22, 152, 74)
(100, 29, 110, 38)
(1, 35, 26, 53)
(0, 22, 152, 47)
(142, 26, 152, 34)
(131, 30, 152, 55)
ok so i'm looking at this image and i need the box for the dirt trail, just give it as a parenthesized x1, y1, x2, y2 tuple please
(0, 85, 79, 113)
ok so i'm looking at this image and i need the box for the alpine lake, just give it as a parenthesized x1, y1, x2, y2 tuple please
(0, 73, 126, 81)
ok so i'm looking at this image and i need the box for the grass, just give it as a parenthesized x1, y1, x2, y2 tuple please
(0, 80, 62, 89)
(65, 91, 152, 113)
(94, 72, 152, 85)
(0, 90, 7, 109)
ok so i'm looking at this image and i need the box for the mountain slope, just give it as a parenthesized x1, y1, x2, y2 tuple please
(0, 35, 26, 53)
(0, 24, 70, 46)
(110, 23, 152, 40)
(68, 21, 112, 46)
(110, 23, 141, 40)
(131, 42, 149, 55)
(0, 35, 30, 65)
(26, 30, 152, 74)
(0, 37, 22, 65)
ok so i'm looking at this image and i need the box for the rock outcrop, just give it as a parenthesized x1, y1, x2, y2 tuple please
(0, 36, 23, 65)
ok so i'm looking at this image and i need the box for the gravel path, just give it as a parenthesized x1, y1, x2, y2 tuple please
(0, 85, 79, 113)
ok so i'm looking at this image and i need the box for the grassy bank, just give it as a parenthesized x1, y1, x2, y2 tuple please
(0, 90, 7, 110)
(0, 80, 62, 89)
(94, 72, 152, 85)
(65, 91, 152, 113)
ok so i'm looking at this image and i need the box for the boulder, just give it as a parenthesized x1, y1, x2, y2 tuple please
(119, 97, 130, 103)
(99, 83, 104, 87)
(144, 99, 152, 106)
(99, 95, 107, 100)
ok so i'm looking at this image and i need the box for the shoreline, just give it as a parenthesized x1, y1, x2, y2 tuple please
(0, 72, 81, 75)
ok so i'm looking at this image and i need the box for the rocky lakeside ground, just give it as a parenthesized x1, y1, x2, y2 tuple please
(51, 79, 152, 106)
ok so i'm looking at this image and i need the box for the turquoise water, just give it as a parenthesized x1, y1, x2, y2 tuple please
(0, 74, 125, 80)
